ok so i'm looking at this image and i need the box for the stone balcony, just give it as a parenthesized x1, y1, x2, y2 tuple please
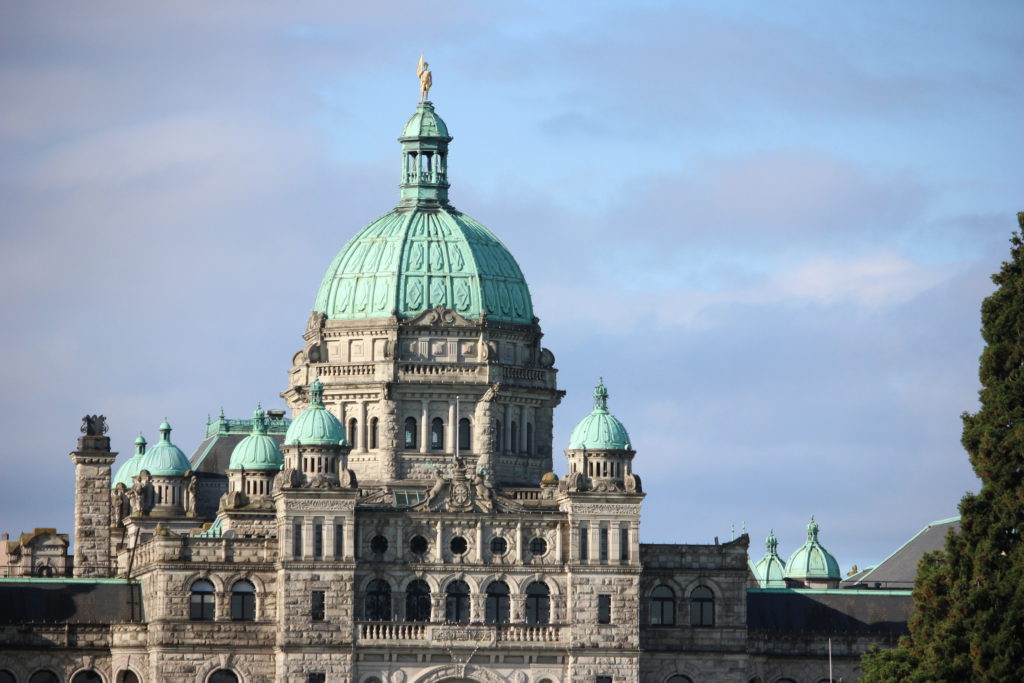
(357, 622, 564, 647)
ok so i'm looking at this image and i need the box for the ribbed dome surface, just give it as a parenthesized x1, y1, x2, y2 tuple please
(568, 379, 632, 450)
(784, 518, 840, 581)
(138, 422, 191, 477)
(401, 103, 450, 139)
(314, 207, 534, 325)
(753, 530, 787, 588)
(112, 455, 143, 487)
(285, 379, 347, 446)
(230, 407, 284, 470)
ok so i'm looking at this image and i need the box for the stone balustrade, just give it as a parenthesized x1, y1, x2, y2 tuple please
(355, 621, 563, 646)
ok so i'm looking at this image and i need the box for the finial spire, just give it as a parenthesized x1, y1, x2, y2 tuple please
(309, 375, 325, 407)
(766, 528, 778, 553)
(593, 377, 609, 411)
(252, 404, 268, 435)
(807, 515, 820, 540)
(158, 419, 172, 442)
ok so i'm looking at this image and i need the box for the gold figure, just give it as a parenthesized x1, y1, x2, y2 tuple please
(418, 54, 432, 102)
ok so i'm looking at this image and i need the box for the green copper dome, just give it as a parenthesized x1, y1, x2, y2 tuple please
(313, 102, 534, 326)
(137, 421, 191, 477)
(112, 433, 147, 488)
(284, 378, 348, 446)
(568, 379, 632, 450)
(229, 406, 284, 471)
(784, 517, 841, 582)
(752, 529, 787, 588)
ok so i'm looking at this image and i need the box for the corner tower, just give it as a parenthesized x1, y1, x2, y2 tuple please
(284, 94, 561, 488)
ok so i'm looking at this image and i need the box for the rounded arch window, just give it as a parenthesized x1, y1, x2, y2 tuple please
(118, 672, 140, 683)
(450, 535, 468, 555)
(348, 418, 358, 449)
(190, 578, 216, 620)
(369, 417, 379, 449)
(445, 580, 470, 623)
(525, 581, 551, 624)
(651, 585, 676, 626)
(485, 580, 510, 624)
(667, 677, 694, 683)
(526, 422, 534, 455)
(370, 534, 389, 556)
(490, 536, 508, 555)
(231, 579, 256, 621)
(72, 673, 104, 683)
(430, 417, 445, 450)
(689, 585, 715, 627)
(529, 537, 548, 556)
(0, 672, 14, 683)
(406, 579, 431, 622)
(404, 417, 418, 449)
(365, 579, 392, 621)
(409, 535, 428, 557)
(29, 673, 59, 683)
(458, 417, 471, 450)
(208, 672, 239, 683)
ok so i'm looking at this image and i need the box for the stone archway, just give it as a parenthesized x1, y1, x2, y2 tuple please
(414, 664, 507, 683)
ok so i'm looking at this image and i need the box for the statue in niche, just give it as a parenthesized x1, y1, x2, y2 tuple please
(111, 484, 128, 527)
(417, 54, 432, 101)
(186, 475, 198, 516)
(81, 415, 108, 436)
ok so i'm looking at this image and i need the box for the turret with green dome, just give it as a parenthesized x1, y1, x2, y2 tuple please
(112, 433, 147, 488)
(137, 421, 191, 477)
(783, 516, 841, 588)
(284, 378, 347, 447)
(229, 406, 285, 471)
(564, 379, 640, 493)
(568, 379, 632, 451)
(751, 529, 788, 588)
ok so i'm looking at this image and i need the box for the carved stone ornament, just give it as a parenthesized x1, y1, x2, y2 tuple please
(539, 347, 556, 368)
(81, 414, 108, 436)
(401, 305, 477, 328)
(306, 310, 326, 332)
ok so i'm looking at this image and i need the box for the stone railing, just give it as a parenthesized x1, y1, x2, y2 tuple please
(358, 621, 427, 641)
(355, 622, 563, 646)
(504, 489, 542, 501)
(316, 363, 377, 378)
(399, 362, 487, 380)
(497, 624, 561, 643)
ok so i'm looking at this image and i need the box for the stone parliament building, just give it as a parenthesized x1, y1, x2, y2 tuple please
(0, 91, 930, 683)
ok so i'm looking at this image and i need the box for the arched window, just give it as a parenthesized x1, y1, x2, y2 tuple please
(493, 419, 503, 451)
(430, 417, 444, 450)
(369, 417, 379, 449)
(458, 417, 471, 451)
(231, 579, 256, 621)
(190, 579, 215, 620)
(689, 586, 714, 627)
(526, 423, 534, 455)
(365, 579, 392, 621)
(72, 673, 103, 683)
(29, 673, 59, 683)
(525, 581, 550, 624)
(0, 672, 15, 683)
(667, 677, 694, 683)
(348, 418, 358, 449)
(445, 580, 470, 623)
(208, 672, 239, 683)
(118, 672, 140, 683)
(510, 421, 518, 452)
(404, 417, 417, 449)
(651, 585, 676, 626)
(485, 580, 510, 624)
(406, 579, 431, 622)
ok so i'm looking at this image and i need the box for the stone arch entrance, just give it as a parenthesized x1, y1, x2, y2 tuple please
(414, 664, 506, 683)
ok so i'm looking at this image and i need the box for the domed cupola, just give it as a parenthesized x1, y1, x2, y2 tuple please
(230, 405, 285, 471)
(784, 517, 841, 588)
(752, 529, 788, 588)
(284, 378, 347, 447)
(564, 379, 641, 493)
(112, 433, 147, 488)
(138, 421, 191, 477)
(312, 99, 535, 325)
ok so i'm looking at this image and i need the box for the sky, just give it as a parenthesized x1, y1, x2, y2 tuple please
(2, 1, 1022, 573)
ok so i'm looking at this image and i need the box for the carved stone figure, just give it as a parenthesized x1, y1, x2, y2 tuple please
(81, 414, 108, 436)
(111, 484, 128, 527)
(186, 475, 198, 516)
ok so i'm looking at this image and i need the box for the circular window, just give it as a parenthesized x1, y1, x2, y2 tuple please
(450, 536, 468, 555)
(529, 537, 548, 556)
(490, 537, 508, 555)
(370, 535, 389, 555)
(409, 535, 428, 556)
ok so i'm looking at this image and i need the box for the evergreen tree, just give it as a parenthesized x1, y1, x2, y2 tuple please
(862, 213, 1024, 681)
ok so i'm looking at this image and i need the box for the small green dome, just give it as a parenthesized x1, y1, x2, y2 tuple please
(568, 378, 632, 450)
(284, 378, 348, 446)
(112, 433, 147, 487)
(752, 529, 787, 588)
(137, 421, 191, 477)
(784, 517, 841, 582)
(229, 406, 284, 471)
(401, 102, 451, 140)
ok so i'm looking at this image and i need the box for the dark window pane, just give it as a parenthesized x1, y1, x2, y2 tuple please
(651, 585, 675, 626)
(620, 527, 629, 561)
(599, 527, 609, 562)
(410, 535, 428, 557)
(597, 594, 611, 624)
(231, 580, 256, 621)
(485, 580, 510, 624)
(529, 537, 547, 556)
(370, 417, 379, 449)
(525, 581, 550, 624)
(445, 580, 470, 623)
(690, 586, 714, 627)
(209, 672, 239, 683)
(370, 534, 388, 556)
(72, 673, 104, 683)
(510, 421, 518, 452)
(430, 417, 444, 450)
(0, 672, 15, 683)
(293, 522, 303, 558)
(404, 417, 418, 449)
(580, 527, 589, 561)
(490, 537, 508, 555)
(450, 536, 467, 555)
(311, 590, 325, 621)
(365, 579, 392, 621)
(458, 417, 471, 450)
(190, 579, 215, 621)
(30, 674, 59, 683)
(308, 674, 326, 683)
(406, 579, 432, 622)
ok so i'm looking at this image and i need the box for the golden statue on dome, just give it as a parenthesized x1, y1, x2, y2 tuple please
(417, 54, 432, 102)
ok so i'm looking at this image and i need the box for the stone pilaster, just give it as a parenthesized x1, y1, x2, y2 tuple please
(70, 433, 118, 578)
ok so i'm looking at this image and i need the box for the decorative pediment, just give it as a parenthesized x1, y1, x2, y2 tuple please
(402, 305, 478, 328)
(413, 457, 525, 514)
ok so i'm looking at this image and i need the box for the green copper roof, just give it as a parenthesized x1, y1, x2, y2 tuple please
(284, 378, 348, 447)
(112, 433, 147, 488)
(568, 378, 632, 450)
(752, 529, 787, 588)
(313, 101, 534, 326)
(229, 406, 285, 471)
(137, 421, 191, 477)
(784, 517, 841, 581)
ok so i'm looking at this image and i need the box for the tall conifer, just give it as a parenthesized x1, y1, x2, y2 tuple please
(863, 212, 1024, 681)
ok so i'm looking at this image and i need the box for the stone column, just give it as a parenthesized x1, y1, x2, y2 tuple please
(504, 403, 512, 452)
(70, 429, 117, 578)
(420, 400, 429, 454)
(519, 408, 527, 455)
(359, 401, 368, 453)
(447, 401, 455, 455)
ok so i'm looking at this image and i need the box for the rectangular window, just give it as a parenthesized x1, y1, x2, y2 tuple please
(599, 527, 609, 563)
(311, 590, 326, 621)
(293, 521, 303, 559)
(620, 526, 629, 562)
(307, 674, 326, 683)
(335, 523, 344, 557)
(579, 526, 589, 562)
(596, 678, 613, 683)
(314, 523, 323, 558)
(597, 594, 611, 624)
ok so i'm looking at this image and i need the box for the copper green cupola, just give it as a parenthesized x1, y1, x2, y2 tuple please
(313, 99, 535, 325)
